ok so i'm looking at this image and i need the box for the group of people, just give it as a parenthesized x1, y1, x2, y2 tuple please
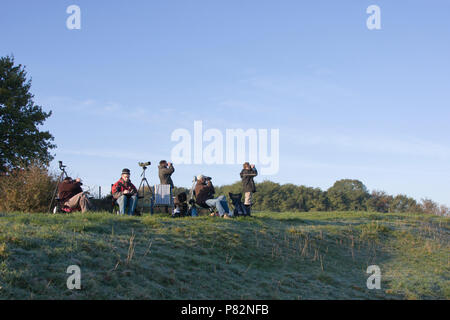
(57, 160, 258, 218)
(194, 162, 257, 219)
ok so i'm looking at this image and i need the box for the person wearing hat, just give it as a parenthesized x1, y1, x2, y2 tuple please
(158, 160, 175, 214)
(112, 168, 138, 215)
(194, 174, 231, 219)
(58, 176, 92, 213)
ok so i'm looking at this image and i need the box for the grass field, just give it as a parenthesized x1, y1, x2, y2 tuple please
(0, 210, 448, 300)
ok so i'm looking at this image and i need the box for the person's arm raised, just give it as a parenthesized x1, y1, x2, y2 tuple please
(207, 180, 215, 194)
(160, 166, 174, 175)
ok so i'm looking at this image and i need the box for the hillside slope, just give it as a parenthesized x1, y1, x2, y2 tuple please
(0, 211, 448, 299)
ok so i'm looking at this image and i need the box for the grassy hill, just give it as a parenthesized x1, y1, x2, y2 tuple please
(0, 210, 448, 299)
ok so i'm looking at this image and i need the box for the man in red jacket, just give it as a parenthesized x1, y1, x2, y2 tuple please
(112, 168, 138, 215)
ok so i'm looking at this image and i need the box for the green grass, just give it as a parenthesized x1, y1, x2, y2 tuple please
(0, 210, 448, 299)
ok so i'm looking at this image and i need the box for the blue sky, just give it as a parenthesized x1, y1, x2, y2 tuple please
(1, 0, 449, 205)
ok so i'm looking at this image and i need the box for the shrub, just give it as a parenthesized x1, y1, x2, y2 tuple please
(366, 190, 393, 213)
(0, 162, 57, 213)
(439, 205, 449, 217)
(420, 198, 440, 215)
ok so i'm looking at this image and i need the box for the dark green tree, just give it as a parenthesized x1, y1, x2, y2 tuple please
(327, 179, 369, 211)
(391, 194, 421, 213)
(280, 184, 302, 212)
(310, 188, 329, 211)
(212, 178, 433, 214)
(0, 55, 55, 171)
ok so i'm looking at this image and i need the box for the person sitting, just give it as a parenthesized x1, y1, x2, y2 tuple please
(173, 192, 188, 217)
(195, 174, 231, 219)
(158, 160, 175, 213)
(112, 168, 138, 215)
(58, 177, 92, 213)
(240, 162, 258, 215)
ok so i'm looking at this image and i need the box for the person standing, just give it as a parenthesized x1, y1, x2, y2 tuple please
(112, 168, 138, 215)
(158, 160, 175, 213)
(158, 160, 174, 188)
(240, 162, 257, 215)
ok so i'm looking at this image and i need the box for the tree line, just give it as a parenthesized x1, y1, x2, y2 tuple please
(175, 179, 447, 216)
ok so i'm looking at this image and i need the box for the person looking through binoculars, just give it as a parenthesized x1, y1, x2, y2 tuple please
(112, 168, 138, 215)
(158, 160, 174, 188)
(58, 177, 92, 213)
(195, 175, 231, 219)
(158, 160, 174, 213)
(240, 162, 258, 215)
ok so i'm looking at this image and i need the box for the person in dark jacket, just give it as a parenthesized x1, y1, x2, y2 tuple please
(173, 192, 188, 217)
(195, 175, 231, 218)
(158, 160, 175, 188)
(240, 162, 258, 214)
(112, 168, 138, 215)
(158, 160, 174, 213)
(58, 177, 92, 213)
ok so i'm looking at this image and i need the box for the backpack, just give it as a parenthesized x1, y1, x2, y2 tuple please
(229, 193, 249, 216)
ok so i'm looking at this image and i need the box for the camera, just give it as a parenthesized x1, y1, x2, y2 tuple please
(58, 161, 67, 170)
(204, 176, 212, 181)
(138, 161, 151, 168)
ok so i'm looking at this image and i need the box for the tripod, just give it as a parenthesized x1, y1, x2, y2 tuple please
(187, 176, 199, 216)
(137, 165, 154, 215)
(188, 176, 197, 205)
(48, 161, 68, 213)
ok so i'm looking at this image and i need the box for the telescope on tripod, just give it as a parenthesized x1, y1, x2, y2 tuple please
(137, 161, 154, 215)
